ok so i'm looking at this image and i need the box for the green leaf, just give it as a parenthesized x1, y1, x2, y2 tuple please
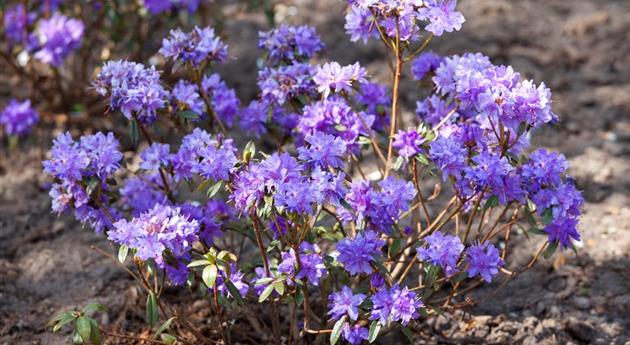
(196, 179, 212, 193)
(82, 303, 106, 316)
(146, 292, 158, 327)
(393, 156, 405, 171)
(160, 333, 177, 345)
(130, 119, 139, 146)
(118, 245, 129, 264)
(330, 315, 347, 345)
(86, 178, 100, 196)
(273, 282, 285, 295)
(202, 265, 218, 288)
(75, 316, 91, 343)
(258, 284, 275, 303)
(88, 317, 102, 345)
(72, 330, 84, 344)
(415, 153, 429, 165)
(368, 320, 381, 343)
(225, 280, 244, 304)
(51, 312, 76, 332)
(543, 241, 559, 259)
(453, 271, 468, 283)
(178, 110, 200, 120)
(243, 141, 256, 162)
(483, 195, 499, 210)
(154, 317, 176, 338)
(206, 181, 223, 198)
(541, 208, 553, 225)
(388, 238, 403, 258)
(528, 227, 547, 236)
(401, 326, 415, 343)
(188, 259, 210, 268)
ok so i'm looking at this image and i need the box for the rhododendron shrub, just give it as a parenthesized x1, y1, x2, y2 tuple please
(43, 1, 583, 344)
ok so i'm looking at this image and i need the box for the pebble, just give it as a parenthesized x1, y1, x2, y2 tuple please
(573, 296, 591, 310)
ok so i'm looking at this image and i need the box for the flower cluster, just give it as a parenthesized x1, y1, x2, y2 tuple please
(3, 4, 35, 44)
(33, 13, 84, 67)
(144, 0, 200, 15)
(258, 24, 324, 65)
(160, 26, 228, 67)
(92, 60, 168, 124)
(337, 230, 385, 275)
(0, 99, 39, 136)
(313, 62, 367, 98)
(43, 132, 123, 233)
(345, 0, 465, 43)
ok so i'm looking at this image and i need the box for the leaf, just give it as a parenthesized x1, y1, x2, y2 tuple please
(72, 330, 84, 344)
(86, 178, 100, 196)
(225, 281, 244, 304)
(273, 282, 285, 295)
(393, 156, 405, 171)
(48, 311, 74, 327)
(388, 238, 403, 258)
(543, 241, 559, 259)
(541, 208, 553, 225)
(188, 259, 210, 268)
(258, 284, 275, 303)
(118, 245, 129, 264)
(453, 271, 468, 283)
(178, 110, 200, 120)
(243, 141, 256, 162)
(129, 119, 139, 146)
(82, 303, 106, 316)
(88, 317, 102, 345)
(415, 153, 429, 165)
(196, 179, 212, 193)
(368, 320, 381, 343)
(51, 312, 76, 332)
(206, 181, 223, 198)
(401, 326, 415, 343)
(202, 265, 218, 288)
(483, 195, 499, 210)
(146, 292, 158, 327)
(161, 333, 177, 345)
(154, 317, 176, 338)
(330, 315, 347, 345)
(75, 316, 91, 343)
(528, 227, 547, 236)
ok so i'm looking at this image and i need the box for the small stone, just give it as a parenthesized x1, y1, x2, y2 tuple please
(573, 296, 591, 310)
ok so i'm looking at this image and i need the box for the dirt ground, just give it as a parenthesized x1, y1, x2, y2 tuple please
(1, 0, 629, 344)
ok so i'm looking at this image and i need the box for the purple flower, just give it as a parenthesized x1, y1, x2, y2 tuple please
(144, 0, 200, 14)
(201, 73, 240, 127)
(416, 95, 457, 126)
(140, 143, 171, 171)
(108, 204, 199, 264)
(274, 179, 317, 214)
(393, 129, 424, 158)
(411, 51, 443, 80)
(416, 232, 464, 277)
(328, 286, 366, 321)
(216, 264, 249, 298)
(79, 132, 124, 180)
(545, 217, 580, 250)
(521, 149, 568, 192)
(344, 5, 378, 43)
(258, 63, 317, 105)
(278, 243, 327, 286)
(0, 99, 39, 136)
(297, 97, 375, 149)
(417, 0, 465, 36)
(33, 13, 84, 66)
(370, 284, 423, 325)
(342, 323, 369, 345)
(465, 242, 504, 282)
(120, 174, 170, 216)
(240, 100, 269, 137)
(92, 60, 168, 124)
(172, 80, 204, 116)
(337, 231, 385, 275)
(311, 168, 348, 205)
(43, 132, 90, 182)
(4, 4, 35, 44)
(429, 135, 468, 181)
(259, 25, 323, 65)
(313, 62, 367, 98)
(298, 132, 347, 169)
(160, 26, 228, 66)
